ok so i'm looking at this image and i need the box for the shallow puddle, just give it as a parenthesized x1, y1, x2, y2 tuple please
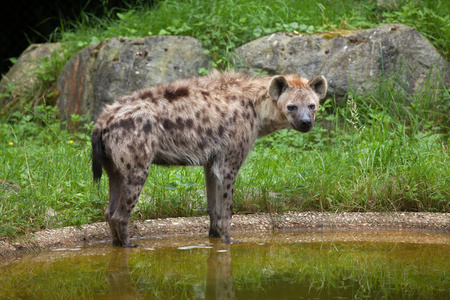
(1, 230, 449, 299)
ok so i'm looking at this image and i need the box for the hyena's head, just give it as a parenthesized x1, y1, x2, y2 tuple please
(269, 74, 327, 133)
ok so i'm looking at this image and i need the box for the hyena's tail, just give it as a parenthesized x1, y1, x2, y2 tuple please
(92, 127, 103, 183)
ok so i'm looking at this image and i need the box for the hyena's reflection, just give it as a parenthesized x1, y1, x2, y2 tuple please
(104, 248, 140, 300)
(103, 238, 235, 299)
(206, 238, 235, 300)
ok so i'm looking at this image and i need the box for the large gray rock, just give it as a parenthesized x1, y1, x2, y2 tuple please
(57, 36, 210, 121)
(235, 24, 449, 102)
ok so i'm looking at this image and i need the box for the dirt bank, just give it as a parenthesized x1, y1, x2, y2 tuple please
(1, 212, 449, 258)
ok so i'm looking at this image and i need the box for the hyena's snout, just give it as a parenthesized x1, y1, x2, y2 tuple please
(292, 109, 314, 132)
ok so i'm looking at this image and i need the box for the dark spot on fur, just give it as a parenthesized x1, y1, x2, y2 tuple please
(185, 118, 194, 129)
(120, 157, 124, 163)
(197, 126, 204, 135)
(223, 193, 228, 198)
(139, 89, 153, 100)
(109, 122, 120, 132)
(195, 111, 201, 118)
(232, 110, 238, 122)
(127, 199, 132, 205)
(164, 86, 189, 102)
(119, 118, 136, 131)
(176, 117, 185, 131)
(227, 184, 231, 189)
(231, 188, 234, 194)
(127, 144, 136, 153)
(218, 125, 224, 137)
(226, 95, 234, 101)
(143, 121, 152, 134)
(202, 116, 210, 124)
(163, 119, 176, 130)
(206, 128, 213, 137)
(126, 163, 131, 170)
(137, 117, 143, 124)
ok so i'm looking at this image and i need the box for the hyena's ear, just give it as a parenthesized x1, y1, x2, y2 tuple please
(309, 75, 327, 99)
(268, 75, 289, 100)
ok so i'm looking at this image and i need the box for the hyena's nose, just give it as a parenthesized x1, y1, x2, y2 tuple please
(300, 116, 312, 126)
(301, 119, 311, 126)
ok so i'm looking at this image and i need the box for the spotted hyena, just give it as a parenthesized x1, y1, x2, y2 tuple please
(92, 70, 327, 247)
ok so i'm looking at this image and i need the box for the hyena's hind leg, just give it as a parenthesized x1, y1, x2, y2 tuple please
(103, 158, 122, 246)
(104, 154, 151, 247)
(110, 175, 147, 247)
(204, 165, 220, 238)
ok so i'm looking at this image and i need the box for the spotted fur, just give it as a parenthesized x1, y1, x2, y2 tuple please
(92, 70, 327, 247)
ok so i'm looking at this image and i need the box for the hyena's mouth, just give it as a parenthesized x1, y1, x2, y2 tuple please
(290, 122, 313, 133)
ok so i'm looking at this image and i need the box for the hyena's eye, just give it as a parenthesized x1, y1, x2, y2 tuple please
(287, 105, 297, 111)
(308, 104, 316, 110)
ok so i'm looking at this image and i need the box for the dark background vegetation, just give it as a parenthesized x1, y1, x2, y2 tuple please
(0, 0, 154, 75)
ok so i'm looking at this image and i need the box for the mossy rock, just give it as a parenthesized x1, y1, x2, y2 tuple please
(0, 43, 61, 115)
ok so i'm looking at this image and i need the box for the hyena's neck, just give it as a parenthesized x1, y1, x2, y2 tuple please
(253, 93, 289, 138)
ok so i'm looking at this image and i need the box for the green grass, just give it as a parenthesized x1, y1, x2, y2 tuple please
(1, 71, 448, 238)
(0, 0, 449, 238)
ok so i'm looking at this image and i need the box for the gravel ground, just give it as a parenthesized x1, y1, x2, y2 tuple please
(1, 212, 449, 258)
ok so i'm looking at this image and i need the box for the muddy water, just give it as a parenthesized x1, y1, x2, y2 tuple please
(1, 230, 449, 299)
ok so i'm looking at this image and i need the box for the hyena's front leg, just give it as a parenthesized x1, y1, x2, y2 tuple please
(205, 160, 239, 244)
